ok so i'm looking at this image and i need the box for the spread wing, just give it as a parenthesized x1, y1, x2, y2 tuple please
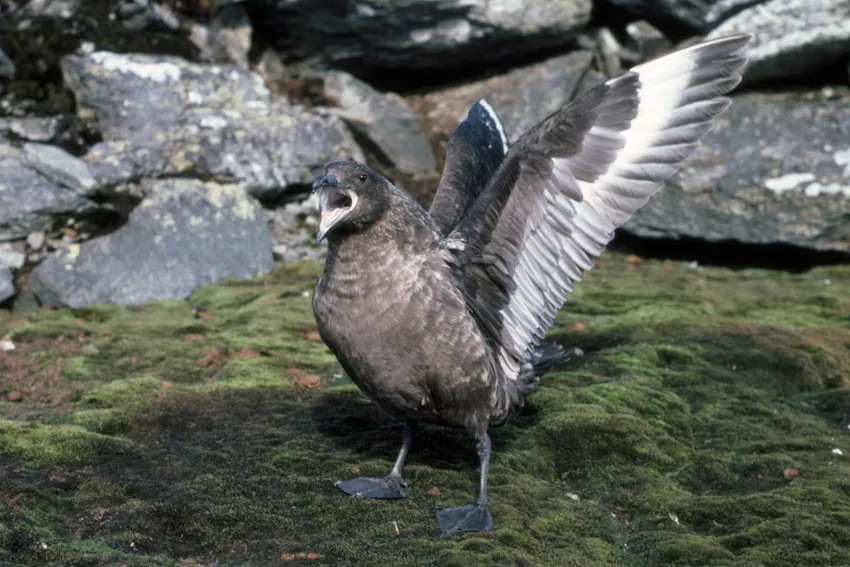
(429, 99, 509, 236)
(447, 34, 751, 380)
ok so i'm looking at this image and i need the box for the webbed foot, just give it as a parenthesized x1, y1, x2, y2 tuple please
(335, 475, 407, 499)
(435, 502, 494, 536)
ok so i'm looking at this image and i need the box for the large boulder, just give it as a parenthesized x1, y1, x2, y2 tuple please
(0, 142, 97, 241)
(26, 179, 275, 308)
(708, 0, 850, 84)
(624, 89, 850, 253)
(417, 70, 850, 253)
(227, 0, 592, 71)
(62, 51, 363, 201)
(322, 71, 436, 175)
(61, 51, 265, 144)
(0, 267, 13, 304)
(604, 0, 764, 33)
(414, 50, 602, 153)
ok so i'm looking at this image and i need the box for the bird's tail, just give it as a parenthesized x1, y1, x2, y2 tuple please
(516, 342, 568, 393)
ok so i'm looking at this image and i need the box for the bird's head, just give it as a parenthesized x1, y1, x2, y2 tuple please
(312, 161, 391, 243)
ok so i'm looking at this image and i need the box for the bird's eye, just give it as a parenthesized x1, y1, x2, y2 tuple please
(358, 174, 367, 182)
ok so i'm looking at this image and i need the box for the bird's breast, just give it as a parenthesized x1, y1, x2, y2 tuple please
(313, 251, 496, 426)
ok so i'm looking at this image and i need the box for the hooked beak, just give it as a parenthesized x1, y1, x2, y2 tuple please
(313, 174, 357, 243)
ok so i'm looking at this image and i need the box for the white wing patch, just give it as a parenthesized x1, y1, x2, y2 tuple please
(493, 35, 751, 381)
(478, 98, 510, 155)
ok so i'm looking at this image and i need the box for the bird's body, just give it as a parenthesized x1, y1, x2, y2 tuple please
(311, 34, 752, 535)
(314, 185, 520, 436)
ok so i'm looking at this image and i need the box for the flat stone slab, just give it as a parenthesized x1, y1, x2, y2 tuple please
(27, 179, 275, 308)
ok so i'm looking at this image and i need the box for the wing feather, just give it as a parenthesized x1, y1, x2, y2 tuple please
(447, 34, 752, 380)
(429, 99, 509, 236)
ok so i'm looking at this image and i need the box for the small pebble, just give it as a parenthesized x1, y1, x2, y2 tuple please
(27, 231, 46, 250)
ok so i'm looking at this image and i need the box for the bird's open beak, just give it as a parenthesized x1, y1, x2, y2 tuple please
(313, 174, 357, 243)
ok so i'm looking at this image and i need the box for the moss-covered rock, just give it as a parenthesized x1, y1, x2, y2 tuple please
(1, 255, 848, 566)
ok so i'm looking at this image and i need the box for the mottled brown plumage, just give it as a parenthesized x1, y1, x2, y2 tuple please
(313, 162, 519, 437)
(312, 34, 751, 535)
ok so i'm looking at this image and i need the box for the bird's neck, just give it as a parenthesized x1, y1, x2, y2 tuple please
(322, 199, 438, 288)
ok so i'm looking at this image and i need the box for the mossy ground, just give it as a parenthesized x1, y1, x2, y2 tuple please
(1, 254, 848, 566)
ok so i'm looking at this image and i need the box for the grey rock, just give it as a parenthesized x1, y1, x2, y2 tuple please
(419, 59, 850, 253)
(20, 0, 81, 19)
(324, 71, 436, 175)
(267, 193, 326, 264)
(63, 51, 363, 200)
(0, 47, 15, 78)
(19, 0, 178, 29)
(115, 0, 181, 31)
(211, 4, 253, 66)
(708, 0, 850, 83)
(0, 143, 97, 241)
(186, 4, 252, 66)
(22, 143, 97, 196)
(406, 50, 601, 205)
(0, 243, 26, 270)
(85, 103, 362, 201)
(27, 179, 275, 308)
(624, 89, 850, 253)
(624, 21, 671, 63)
(0, 267, 13, 304)
(222, 0, 591, 70)
(61, 51, 263, 144)
(26, 231, 46, 251)
(416, 50, 601, 144)
(0, 116, 66, 142)
(608, 0, 764, 32)
(178, 106, 362, 201)
(596, 28, 623, 78)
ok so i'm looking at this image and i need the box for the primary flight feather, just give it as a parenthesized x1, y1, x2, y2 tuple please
(311, 34, 752, 536)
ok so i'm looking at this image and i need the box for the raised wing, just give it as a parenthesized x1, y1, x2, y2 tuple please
(448, 34, 751, 380)
(429, 99, 509, 236)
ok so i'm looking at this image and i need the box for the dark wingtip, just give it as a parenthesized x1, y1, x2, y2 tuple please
(467, 98, 509, 154)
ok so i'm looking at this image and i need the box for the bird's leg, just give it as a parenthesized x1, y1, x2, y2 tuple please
(435, 433, 495, 536)
(336, 420, 414, 499)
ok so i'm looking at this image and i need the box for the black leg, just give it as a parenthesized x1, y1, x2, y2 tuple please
(435, 433, 495, 536)
(336, 421, 415, 499)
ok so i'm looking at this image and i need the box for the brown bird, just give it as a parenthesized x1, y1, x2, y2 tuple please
(312, 34, 751, 535)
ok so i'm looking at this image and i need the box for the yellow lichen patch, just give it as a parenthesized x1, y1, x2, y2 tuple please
(159, 213, 176, 229)
(203, 182, 258, 220)
(67, 243, 81, 259)
(168, 150, 194, 172)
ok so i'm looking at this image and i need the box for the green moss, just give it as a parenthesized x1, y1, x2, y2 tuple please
(81, 375, 164, 407)
(0, 421, 136, 466)
(71, 408, 133, 434)
(1, 255, 849, 566)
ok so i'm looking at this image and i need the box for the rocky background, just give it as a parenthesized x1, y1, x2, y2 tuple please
(0, 0, 848, 308)
(1, 1, 849, 566)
